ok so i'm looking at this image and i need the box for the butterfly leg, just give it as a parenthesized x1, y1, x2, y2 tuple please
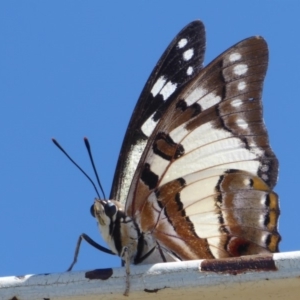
(121, 246, 130, 296)
(156, 242, 167, 262)
(134, 246, 156, 264)
(67, 233, 115, 271)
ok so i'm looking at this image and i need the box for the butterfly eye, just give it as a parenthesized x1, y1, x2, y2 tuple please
(90, 204, 95, 217)
(104, 202, 117, 218)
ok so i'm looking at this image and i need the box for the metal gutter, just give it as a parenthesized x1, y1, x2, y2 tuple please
(1, 251, 299, 300)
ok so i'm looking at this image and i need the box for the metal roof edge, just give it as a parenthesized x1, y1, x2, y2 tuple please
(1, 251, 300, 300)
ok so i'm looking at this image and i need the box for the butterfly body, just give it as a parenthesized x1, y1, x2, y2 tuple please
(94, 200, 139, 262)
(93, 199, 176, 265)
(76, 20, 280, 295)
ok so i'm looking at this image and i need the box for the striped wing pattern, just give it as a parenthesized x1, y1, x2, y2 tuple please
(124, 35, 280, 261)
(110, 21, 206, 205)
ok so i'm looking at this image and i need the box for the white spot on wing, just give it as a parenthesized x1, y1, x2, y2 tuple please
(251, 147, 264, 157)
(229, 52, 241, 62)
(146, 150, 169, 179)
(238, 81, 246, 90)
(259, 214, 265, 227)
(178, 38, 188, 48)
(231, 99, 242, 107)
(185, 87, 207, 105)
(183, 48, 194, 61)
(236, 118, 248, 129)
(151, 76, 166, 97)
(260, 194, 267, 205)
(188, 210, 221, 239)
(160, 81, 177, 100)
(262, 174, 269, 181)
(207, 237, 222, 258)
(242, 178, 252, 186)
(141, 112, 157, 137)
(187, 66, 193, 75)
(261, 232, 270, 244)
(181, 179, 217, 208)
(183, 168, 225, 186)
(233, 64, 248, 76)
(161, 123, 260, 185)
(199, 92, 221, 110)
(182, 181, 219, 221)
(169, 123, 189, 143)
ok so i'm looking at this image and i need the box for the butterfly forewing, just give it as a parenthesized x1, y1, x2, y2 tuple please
(110, 21, 206, 204)
(126, 36, 280, 260)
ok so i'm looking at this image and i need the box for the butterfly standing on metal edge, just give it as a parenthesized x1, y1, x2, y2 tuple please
(56, 20, 280, 296)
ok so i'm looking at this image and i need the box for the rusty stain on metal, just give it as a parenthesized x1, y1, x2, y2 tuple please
(144, 286, 168, 293)
(85, 268, 113, 280)
(201, 255, 277, 275)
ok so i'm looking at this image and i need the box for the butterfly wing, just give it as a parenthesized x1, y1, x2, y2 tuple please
(110, 21, 206, 204)
(126, 36, 280, 260)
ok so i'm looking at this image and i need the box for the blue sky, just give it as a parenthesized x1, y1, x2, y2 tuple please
(1, 1, 300, 277)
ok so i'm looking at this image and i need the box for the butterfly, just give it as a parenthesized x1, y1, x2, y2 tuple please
(56, 20, 280, 296)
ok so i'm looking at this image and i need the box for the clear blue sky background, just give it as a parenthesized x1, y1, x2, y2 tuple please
(1, 1, 299, 277)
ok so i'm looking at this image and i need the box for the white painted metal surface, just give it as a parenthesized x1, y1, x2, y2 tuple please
(1, 251, 300, 300)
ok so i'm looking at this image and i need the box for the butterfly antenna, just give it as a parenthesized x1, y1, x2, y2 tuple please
(52, 138, 101, 199)
(84, 137, 106, 200)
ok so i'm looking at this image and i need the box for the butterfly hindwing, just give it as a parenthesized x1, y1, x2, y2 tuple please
(125, 35, 280, 260)
(110, 21, 206, 205)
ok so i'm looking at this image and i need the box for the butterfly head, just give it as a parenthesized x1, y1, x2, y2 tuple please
(91, 199, 122, 226)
